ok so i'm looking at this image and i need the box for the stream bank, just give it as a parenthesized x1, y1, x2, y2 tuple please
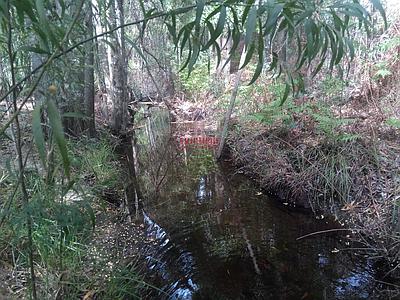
(115, 107, 398, 299)
(224, 118, 400, 297)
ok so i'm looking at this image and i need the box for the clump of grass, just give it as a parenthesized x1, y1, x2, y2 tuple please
(69, 137, 122, 197)
(102, 265, 146, 299)
(0, 135, 146, 299)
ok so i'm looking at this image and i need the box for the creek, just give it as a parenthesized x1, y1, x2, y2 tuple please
(126, 108, 378, 300)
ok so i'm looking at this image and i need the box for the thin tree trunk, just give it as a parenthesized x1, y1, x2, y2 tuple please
(6, 4, 37, 298)
(84, 2, 96, 137)
(216, 47, 246, 160)
(110, 0, 128, 132)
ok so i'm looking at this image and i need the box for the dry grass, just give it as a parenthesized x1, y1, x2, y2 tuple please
(227, 122, 400, 277)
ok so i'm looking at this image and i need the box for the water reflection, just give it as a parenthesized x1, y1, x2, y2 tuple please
(132, 110, 377, 299)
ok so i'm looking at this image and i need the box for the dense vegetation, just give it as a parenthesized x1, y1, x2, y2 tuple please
(0, 0, 399, 299)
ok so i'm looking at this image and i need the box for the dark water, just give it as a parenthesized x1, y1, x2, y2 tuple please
(131, 112, 378, 300)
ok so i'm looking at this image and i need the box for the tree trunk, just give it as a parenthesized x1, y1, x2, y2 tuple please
(84, 2, 95, 137)
(111, 0, 128, 133)
(216, 47, 246, 160)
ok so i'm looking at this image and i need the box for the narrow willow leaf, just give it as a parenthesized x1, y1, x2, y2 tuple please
(265, 4, 284, 34)
(166, 21, 177, 44)
(240, 42, 255, 69)
(244, 5, 257, 47)
(370, 0, 387, 29)
(35, 0, 47, 23)
(312, 56, 326, 78)
(242, 0, 256, 25)
(214, 6, 226, 40)
(305, 19, 314, 60)
(0, 132, 13, 142)
(35, 0, 56, 47)
(195, 0, 205, 31)
(180, 27, 191, 56)
(47, 99, 70, 179)
(179, 39, 192, 72)
(188, 43, 200, 74)
(213, 41, 222, 68)
(249, 20, 264, 85)
(126, 36, 148, 64)
(165, 14, 178, 47)
(205, 4, 222, 21)
(222, 28, 241, 70)
(13, 0, 37, 22)
(20, 46, 50, 55)
(32, 104, 47, 169)
(279, 83, 290, 106)
(204, 6, 226, 49)
(229, 5, 240, 26)
(334, 31, 344, 65)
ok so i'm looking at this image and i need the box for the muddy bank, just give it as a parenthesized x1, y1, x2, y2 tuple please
(225, 123, 400, 289)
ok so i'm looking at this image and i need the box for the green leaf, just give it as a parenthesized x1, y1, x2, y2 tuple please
(188, 43, 200, 74)
(244, 5, 257, 47)
(240, 42, 255, 69)
(0, 131, 13, 142)
(214, 5, 226, 41)
(20, 46, 50, 55)
(265, 4, 284, 34)
(222, 28, 241, 70)
(213, 41, 222, 68)
(370, 0, 387, 29)
(13, 0, 37, 22)
(312, 56, 326, 78)
(47, 99, 70, 179)
(179, 39, 192, 72)
(204, 6, 226, 49)
(279, 82, 290, 106)
(125, 36, 148, 64)
(35, 0, 47, 24)
(249, 20, 264, 85)
(242, 0, 256, 25)
(195, 0, 205, 32)
(32, 104, 47, 169)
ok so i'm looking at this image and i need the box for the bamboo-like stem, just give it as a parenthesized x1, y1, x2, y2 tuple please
(6, 2, 37, 298)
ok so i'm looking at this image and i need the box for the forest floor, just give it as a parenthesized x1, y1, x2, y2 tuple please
(0, 106, 149, 299)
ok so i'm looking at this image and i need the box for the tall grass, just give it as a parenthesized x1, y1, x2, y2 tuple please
(0, 136, 145, 299)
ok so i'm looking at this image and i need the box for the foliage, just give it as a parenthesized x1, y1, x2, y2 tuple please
(373, 61, 392, 79)
(103, 265, 146, 299)
(248, 82, 360, 143)
(320, 76, 346, 99)
(0, 134, 136, 298)
(179, 62, 210, 100)
(386, 117, 400, 128)
(0, 0, 391, 298)
(186, 148, 217, 178)
(165, 0, 387, 102)
(71, 138, 121, 192)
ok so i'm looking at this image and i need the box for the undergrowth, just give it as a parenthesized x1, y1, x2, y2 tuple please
(0, 135, 144, 299)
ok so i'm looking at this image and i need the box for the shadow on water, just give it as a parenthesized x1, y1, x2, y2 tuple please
(126, 108, 379, 300)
